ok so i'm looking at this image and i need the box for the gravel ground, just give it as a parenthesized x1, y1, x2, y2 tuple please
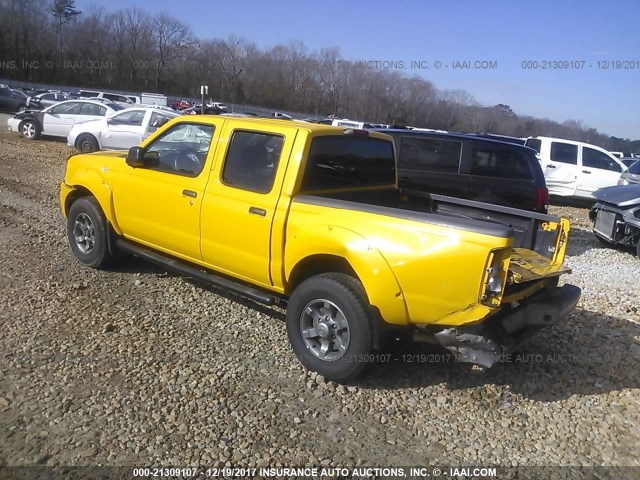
(0, 125, 638, 473)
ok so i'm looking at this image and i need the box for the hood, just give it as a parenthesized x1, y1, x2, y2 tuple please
(593, 184, 640, 207)
(621, 171, 640, 185)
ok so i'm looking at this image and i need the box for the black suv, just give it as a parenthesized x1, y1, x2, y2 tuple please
(378, 129, 549, 213)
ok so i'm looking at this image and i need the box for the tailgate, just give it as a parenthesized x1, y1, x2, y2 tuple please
(507, 217, 571, 283)
(507, 247, 571, 283)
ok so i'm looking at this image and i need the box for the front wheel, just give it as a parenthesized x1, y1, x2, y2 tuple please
(19, 120, 40, 140)
(67, 197, 112, 269)
(286, 273, 373, 382)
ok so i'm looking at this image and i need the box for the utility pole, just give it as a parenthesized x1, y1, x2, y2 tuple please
(200, 85, 208, 114)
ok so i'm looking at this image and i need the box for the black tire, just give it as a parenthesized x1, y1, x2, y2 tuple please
(286, 273, 373, 382)
(18, 119, 40, 140)
(76, 133, 99, 153)
(67, 197, 112, 269)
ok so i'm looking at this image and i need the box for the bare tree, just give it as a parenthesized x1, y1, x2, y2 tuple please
(152, 13, 193, 90)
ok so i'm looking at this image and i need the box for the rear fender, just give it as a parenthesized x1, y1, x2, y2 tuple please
(285, 225, 409, 325)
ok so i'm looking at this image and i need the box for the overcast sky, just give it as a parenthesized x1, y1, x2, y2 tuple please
(76, 0, 640, 139)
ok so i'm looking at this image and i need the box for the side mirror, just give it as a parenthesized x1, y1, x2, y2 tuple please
(126, 146, 150, 167)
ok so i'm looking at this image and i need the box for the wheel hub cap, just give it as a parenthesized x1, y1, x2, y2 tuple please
(72, 213, 95, 254)
(300, 299, 350, 361)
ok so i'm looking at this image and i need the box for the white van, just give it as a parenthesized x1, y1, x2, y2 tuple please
(524, 136, 627, 199)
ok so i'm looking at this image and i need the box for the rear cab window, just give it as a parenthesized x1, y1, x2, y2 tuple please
(301, 135, 395, 191)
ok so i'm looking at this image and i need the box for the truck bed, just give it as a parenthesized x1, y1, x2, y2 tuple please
(298, 188, 563, 259)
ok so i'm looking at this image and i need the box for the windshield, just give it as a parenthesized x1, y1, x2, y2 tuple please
(628, 160, 640, 174)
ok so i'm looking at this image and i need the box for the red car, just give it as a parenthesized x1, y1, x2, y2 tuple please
(170, 100, 193, 111)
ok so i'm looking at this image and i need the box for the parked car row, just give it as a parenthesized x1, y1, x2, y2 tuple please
(0, 84, 29, 113)
(170, 100, 228, 112)
(68, 106, 179, 152)
(7, 99, 124, 139)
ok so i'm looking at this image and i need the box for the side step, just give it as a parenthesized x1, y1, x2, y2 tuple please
(115, 239, 282, 306)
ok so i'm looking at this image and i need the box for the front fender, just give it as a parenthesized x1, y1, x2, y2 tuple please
(61, 167, 121, 235)
(285, 225, 409, 325)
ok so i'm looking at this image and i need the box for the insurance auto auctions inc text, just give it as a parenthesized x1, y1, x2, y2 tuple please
(210, 466, 497, 478)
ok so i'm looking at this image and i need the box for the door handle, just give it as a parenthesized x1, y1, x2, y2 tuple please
(582, 170, 591, 174)
(249, 207, 266, 217)
(547, 165, 556, 169)
(182, 189, 197, 198)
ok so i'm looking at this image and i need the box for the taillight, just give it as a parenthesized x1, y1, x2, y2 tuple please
(342, 128, 369, 136)
(537, 187, 550, 211)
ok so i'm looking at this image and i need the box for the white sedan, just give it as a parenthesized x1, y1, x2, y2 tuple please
(7, 99, 124, 140)
(67, 107, 179, 152)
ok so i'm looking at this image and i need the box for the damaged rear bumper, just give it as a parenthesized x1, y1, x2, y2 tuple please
(434, 284, 581, 368)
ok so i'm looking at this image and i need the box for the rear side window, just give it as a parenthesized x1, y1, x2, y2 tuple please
(550, 142, 578, 164)
(222, 131, 283, 194)
(302, 136, 395, 190)
(111, 110, 145, 126)
(398, 137, 461, 173)
(470, 143, 533, 180)
(79, 103, 106, 116)
(524, 138, 542, 154)
(582, 147, 622, 173)
(628, 161, 640, 174)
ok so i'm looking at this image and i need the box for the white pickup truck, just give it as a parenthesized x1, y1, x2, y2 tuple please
(525, 136, 627, 200)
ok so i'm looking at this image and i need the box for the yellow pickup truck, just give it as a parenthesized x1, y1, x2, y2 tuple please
(60, 116, 581, 381)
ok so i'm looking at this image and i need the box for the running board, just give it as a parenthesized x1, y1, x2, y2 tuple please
(115, 239, 281, 306)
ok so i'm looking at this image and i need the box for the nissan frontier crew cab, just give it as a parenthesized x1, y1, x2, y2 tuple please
(60, 116, 581, 382)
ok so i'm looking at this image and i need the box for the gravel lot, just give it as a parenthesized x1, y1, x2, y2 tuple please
(0, 121, 638, 473)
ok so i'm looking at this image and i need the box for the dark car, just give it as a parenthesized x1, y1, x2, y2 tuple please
(620, 157, 638, 169)
(376, 129, 549, 213)
(0, 86, 28, 113)
(590, 184, 640, 257)
(618, 160, 640, 186)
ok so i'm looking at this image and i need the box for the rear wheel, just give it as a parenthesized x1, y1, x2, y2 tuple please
(19, 120, 40, 140)
(67, 197, 112, 269)
(286, 273, 373, 382)
(76, 134, 99, 153)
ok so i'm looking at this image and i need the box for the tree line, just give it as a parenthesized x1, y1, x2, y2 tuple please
(0, 0, 637, 152)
